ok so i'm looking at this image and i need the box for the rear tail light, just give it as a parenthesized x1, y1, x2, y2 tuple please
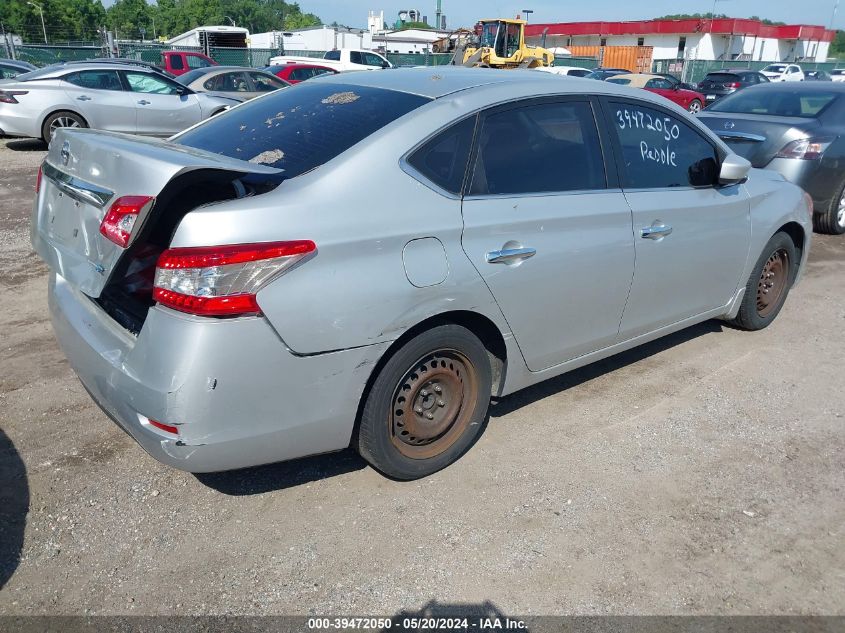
(775, 137, 834, 161)
(149, 419, 179, 435)
(99, 195, 155, 247)
(35, 164, 43, 194)
(0, 90, 28, 104)
(153, 240, 316, 317)
(726, 82, 741, 88)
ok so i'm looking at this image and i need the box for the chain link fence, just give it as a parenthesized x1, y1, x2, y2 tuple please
(653, 58, 845, 84)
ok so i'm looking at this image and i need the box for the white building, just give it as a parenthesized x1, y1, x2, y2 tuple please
(250, 25, 373, 51)
(372, 28, 451, 54)
(525, 18, 834, 63)
(166, 25, 249, 51)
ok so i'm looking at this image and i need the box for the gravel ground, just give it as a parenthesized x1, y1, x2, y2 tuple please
(0, 137, 843, 617)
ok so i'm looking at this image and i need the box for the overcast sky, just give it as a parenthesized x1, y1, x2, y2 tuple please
(301, 0, 843, 30)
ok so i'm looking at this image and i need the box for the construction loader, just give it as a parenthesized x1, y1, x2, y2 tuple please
(454, 18, 554, 69)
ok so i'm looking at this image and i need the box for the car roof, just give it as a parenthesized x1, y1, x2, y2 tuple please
(298, 66, 691, 104)
(9, 61, 165, 81)
(609, 73, 662, 86)
(736, 82, 845, 93)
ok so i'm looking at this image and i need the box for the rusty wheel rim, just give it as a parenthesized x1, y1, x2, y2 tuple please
(389, 349, 478, 460)
(756, 248, 789, 318)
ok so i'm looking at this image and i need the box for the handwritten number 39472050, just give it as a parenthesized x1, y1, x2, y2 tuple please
(616, 109, 680, 143)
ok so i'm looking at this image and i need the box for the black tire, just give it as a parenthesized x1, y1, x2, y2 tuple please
(812, 178, 845, 235)
(356, 324, 492, 480)
(688, 99, 703, 114)
(730, 231, 798, 330)
(41, 111, 87, 143)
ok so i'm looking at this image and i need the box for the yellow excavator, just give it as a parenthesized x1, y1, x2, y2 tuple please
(457, 18, 554, 69)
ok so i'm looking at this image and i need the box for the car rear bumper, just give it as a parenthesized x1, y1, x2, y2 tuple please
(764, 158, 842, 214)
(49, 272, 387, 472)
(0, 105, 41, 138)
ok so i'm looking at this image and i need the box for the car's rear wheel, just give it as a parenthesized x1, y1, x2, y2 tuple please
(687, 99, 702, 114)
(42, 111, 87, 143)
(812, 178, 845, 235)
(729, 231, 797, 330)
(356, 324, 492, 480)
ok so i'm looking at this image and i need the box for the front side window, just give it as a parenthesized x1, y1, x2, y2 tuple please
(187, 55, 213, 69)
(645, 78, 673, 89)
(608, 101, 718, 189)
(124, 72, 182, 95)
(407, 116, 476, 194)
(350, 51, 364, 65)
(469, 100, 606, 196)
(203, 72, 249, 92)
(324, 50, 341, 61)
(363, 53, 386, 67)
(65, 70, 122, 91)
(248, 72, 286, 92)
(168, 55, 184, 70)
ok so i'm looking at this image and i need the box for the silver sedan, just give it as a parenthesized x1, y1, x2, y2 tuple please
(32, 68, 812, 480)
(0, 61, 239, 141)
(176, 66, 291, 101)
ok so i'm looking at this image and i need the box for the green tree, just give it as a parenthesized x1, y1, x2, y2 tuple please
(830, 30, 844, 58)
(106, 0, 151, 39)
(0, 0, 106, 43)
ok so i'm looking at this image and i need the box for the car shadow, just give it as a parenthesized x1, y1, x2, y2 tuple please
(0, 428, 29, 590)
(384, 600, 514, 630)
(194, 448, 367, 495)
(4, 138, 47, 152)
(490, 319, 724, 418)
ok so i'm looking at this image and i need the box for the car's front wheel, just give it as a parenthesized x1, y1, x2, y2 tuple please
(356, 324, 492, 480)
(812, 177, 845, 235)
(41, 111, 87, 142)
(687, 99, 702, 114)
(729, 231, 798, 330)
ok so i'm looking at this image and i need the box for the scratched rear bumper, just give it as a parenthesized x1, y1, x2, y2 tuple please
(48, 271, 386, 472)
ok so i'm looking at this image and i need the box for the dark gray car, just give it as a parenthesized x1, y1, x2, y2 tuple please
(0, 58, 37, 79)
(698, 70, 769, 104)
(698, 82, 845, 234)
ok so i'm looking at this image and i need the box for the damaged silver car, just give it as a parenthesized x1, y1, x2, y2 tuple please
(33, 68, 812, 479)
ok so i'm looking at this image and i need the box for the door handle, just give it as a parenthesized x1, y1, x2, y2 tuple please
(485, 246, 536, 264)
(640, 224, 673, 240)
(137, 99, 151, 105)
(76, 95, 91, 101)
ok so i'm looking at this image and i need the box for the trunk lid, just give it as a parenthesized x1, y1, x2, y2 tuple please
(697, 113, 819, 167)
(32, 128, 281, 298)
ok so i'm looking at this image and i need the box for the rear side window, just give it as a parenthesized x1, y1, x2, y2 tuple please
(187, 55, 213, 69)
(608, 101, 718, 189)
(324, 50, 340, 61)
(65, 70, 122, 91)
(176, 83, 430, 178)
(407, 116, 476, 195)
(469, 100, 606, 195)
(350, 51, 364, 65)
(169, 55, 184, 70)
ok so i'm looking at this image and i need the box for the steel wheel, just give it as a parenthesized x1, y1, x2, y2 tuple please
(838, 190, 845, 229)
(688, 99, 702, 114)
(756, 248, 790, 318)
(389, 349, 479, 460)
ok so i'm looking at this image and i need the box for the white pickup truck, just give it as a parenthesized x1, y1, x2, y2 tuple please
(269, 48, 393, 72)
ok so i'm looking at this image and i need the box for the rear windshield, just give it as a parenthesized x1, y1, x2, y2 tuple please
(178, 69, 209, 85)
(703, 73, 740, 82)
(175, 83, 430, 177)
(764, 64, 786, 72)
(708, 88, 839, 118)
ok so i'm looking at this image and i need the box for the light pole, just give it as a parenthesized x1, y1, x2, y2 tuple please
(708, 0, 729, 62)
(28, 2, 47, 44)
(522, 9, 534, 23)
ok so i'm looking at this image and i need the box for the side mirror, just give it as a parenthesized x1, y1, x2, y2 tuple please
(719, 153, 751, 185)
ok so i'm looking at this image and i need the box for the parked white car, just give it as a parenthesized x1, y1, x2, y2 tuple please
(536, 65, 592, 78)
(761, 64, 804, 82)
(831, 69, 845, 83)
(269, 48, 392, 72)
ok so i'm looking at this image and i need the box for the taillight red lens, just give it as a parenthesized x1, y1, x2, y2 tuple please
(149, 419, 179, 435)
(0, 90, 28, 104)
(35, 165, 43, 194)
(727, 82, 741, 88)
(153, 240, 316, 317)
(99, 195, 155, 248)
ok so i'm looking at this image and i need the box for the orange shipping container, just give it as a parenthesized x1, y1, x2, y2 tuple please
(567, 45, 653, 73)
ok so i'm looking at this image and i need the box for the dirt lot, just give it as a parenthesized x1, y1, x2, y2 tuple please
(0, 137, 843, 617)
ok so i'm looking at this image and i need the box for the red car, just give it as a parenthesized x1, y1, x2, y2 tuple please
(608, 73, 706, 114)
(264, 63, 338, 84)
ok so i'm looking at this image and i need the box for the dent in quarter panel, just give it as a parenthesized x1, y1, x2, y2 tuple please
(403, 237, 449, 287)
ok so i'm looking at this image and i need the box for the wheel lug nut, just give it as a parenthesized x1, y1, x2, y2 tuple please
(434, 386, 442, 393)
(421, 390, 428, 397)
(425, 413, 434, 420)
(438, 400, 445, 406)
(415, 407, 423, 414)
